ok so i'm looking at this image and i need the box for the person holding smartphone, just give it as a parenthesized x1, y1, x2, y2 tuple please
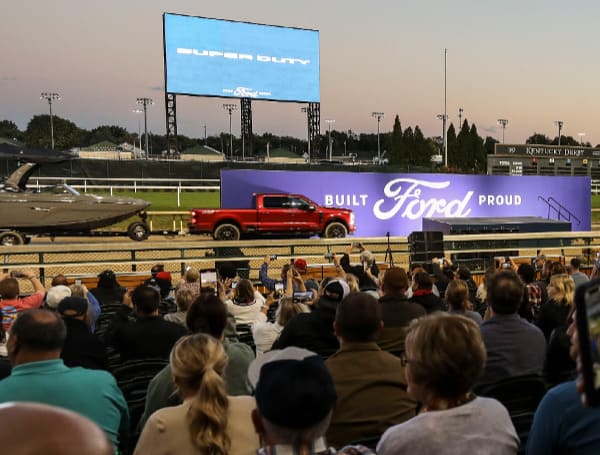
(0, 270, 45, 331)
(259, 256, 303, 294)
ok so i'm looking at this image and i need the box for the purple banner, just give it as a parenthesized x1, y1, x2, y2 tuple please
(220, 170, 591, 236)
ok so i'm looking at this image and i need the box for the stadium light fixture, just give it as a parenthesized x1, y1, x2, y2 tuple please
(40, 92, 61, 150)
(497, 119, 509, 144)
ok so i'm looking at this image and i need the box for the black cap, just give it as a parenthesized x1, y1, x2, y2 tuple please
(57, 296, 88, 317)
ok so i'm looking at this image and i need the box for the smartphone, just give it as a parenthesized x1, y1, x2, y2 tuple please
(575, 279, 600, 406)
(231, 281, 238, 289)
(200, 269, 218, 292)
(274, 282, 284, 298)
(9, 271, 25, 278)
(293, 291, 313, 303)
(75, 279, 82, 285)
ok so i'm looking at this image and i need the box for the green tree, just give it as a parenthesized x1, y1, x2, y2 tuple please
(403, 126, 414, 166)
(24, 115, 84, 150)
(453, 119, 470, 169)
(484, 136, 499, 155)
(85, 125, 133, 146)
(389, 115, 403, 166)
(469, 124, 487, 172)
(526, 133, 551, 144)
(446, 123, 457, 165)
(0, 120, 23, 141)
(413, 125, 431, 167)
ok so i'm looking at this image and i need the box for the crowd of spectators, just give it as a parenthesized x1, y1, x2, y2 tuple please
(0, 248, 598, 454)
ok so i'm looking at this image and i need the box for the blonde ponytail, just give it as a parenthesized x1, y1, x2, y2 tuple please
(170, 334, 230, 455)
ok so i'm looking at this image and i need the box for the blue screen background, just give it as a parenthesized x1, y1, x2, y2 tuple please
(164, 13, 320, 102)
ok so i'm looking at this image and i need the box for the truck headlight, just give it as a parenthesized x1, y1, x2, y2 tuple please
(350, 213, 355, 226)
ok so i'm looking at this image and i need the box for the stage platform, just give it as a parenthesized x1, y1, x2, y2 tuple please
(423, 217, 572, 235)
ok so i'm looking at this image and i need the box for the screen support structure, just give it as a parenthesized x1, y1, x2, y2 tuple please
(240, 98, 253, 159)
(165, 93, 178, 155)
(308, 102, 321, 159)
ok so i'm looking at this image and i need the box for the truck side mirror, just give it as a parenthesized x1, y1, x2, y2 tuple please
(306, 205, 316, 212)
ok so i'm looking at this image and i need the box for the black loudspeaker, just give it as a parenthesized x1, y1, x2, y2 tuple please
(409, 231, 444, 264)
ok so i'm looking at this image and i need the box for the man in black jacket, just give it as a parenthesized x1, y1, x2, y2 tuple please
(58, 297, 107, 370)
(409, 271, 446, 314)
(340, 243, 379, 292)
(272, 279, 350, 357)
(106, 285, 187, 361)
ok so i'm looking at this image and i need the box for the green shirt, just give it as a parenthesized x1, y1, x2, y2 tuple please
(0, 359, 129, 447)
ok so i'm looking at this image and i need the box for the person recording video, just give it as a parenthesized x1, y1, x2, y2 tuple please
(340, 243, 379, 294)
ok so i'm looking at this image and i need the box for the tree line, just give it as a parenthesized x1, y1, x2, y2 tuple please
(1, 115, 500, 173)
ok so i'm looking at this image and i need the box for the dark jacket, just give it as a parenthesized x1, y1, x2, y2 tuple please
(340, 254, 379, 291)
(271, 297, 339, 357)
(61, 317, 108, 370)
(377, 293, 426, 353)
(107, 313, 188, 361)
(409, 290, 446, 314)
(536, 299, 570, 341)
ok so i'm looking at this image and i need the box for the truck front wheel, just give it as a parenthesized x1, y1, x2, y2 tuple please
(324, 222, 348, 238)
(213, 223, 241, 241)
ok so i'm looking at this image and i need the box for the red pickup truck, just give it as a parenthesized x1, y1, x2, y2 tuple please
(189, 193, 356, 240)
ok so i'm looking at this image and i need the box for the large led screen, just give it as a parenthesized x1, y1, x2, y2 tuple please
(163, 13, 320, 102)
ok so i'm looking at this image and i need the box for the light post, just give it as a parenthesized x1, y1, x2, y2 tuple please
(203, 124, 207, 145)
(223, 104, 237, 159)
(458, 107, 463, 128)
(497, 119, 509, 144)
(554, 120, 563, 146)
(136, 97, 154, 158)
(301, 107, 311, 162)
(371, 112, 384, 162)
(40, 92, 60, 150)
(132, 109, 143, 156)
(325, 119, 335, 160)
(578, 132, 586, 146)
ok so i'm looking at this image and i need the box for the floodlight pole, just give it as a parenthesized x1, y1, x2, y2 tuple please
(40, 92, 60, 150)
(132, 109, 143, 155)
(136, 97, 154, 158)
(554, 120, 563, 146)
(497, 119, 508, 144)
(325, 119, 335, 161)
(223, 104, 237, 159)
(437, 114, 448, 160)
(301, 107, 311, 162)
(443, 48, 448, 166)
(371, 112, 384, 162)
(578, 132, 586, 146)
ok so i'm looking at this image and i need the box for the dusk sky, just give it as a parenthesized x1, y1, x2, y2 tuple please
(2, 1, 599, 145)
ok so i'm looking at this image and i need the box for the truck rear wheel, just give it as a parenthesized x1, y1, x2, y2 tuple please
(324, 222, 348, 238)
(214, 223, 240, 241)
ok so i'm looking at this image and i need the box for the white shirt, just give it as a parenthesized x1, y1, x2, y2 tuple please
(377, 396, 518, 455)
(226, 291, 265, 325)
(251, 311, 284, 356)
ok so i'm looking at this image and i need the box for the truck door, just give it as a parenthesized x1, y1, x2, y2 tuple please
(259, 196, 294, 232)
(289, 196, 321, 232)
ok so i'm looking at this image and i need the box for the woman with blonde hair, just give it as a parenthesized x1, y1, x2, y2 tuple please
(445, 279, 483, 324)
(134, 334, 259, 455)
(536, 273, 575, 340)
(377, 313, 518, 454)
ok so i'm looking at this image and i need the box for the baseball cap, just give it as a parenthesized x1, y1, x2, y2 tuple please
(57, 296, 88, 317)
(293, 258, 308, 272)
(45, 285, 72, 309)
(248, 347, 336, 429)
(156, 271, 172, 282)
(323, 278, 350, 303)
